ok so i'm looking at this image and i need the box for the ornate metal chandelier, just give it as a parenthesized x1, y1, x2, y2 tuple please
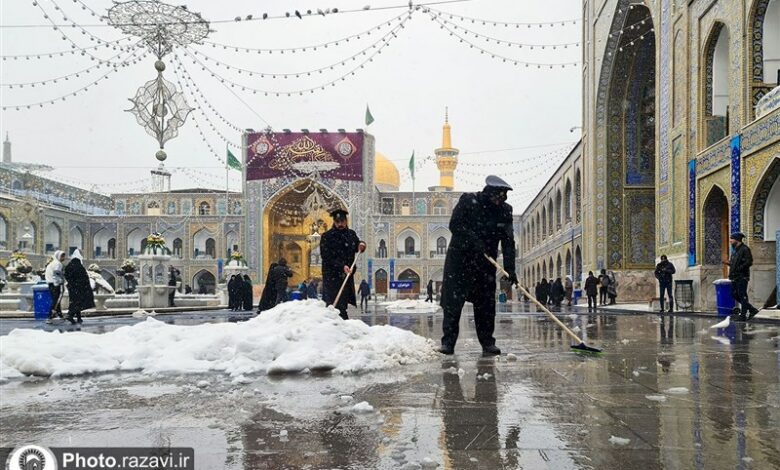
(108, 0, 211, 161)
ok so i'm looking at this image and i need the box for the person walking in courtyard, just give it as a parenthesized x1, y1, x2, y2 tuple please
(535, 279, 549, 306)
(598, 269, 610, 305)
(426, 279, 434, 302)
(564, 275, 573, 306)
(359, 279, 370, 311)
(299, 280, 308, 300)
(242, 274, 254, 311)
(168, 267, 178, 308)
(320, 208, 366, 320)
(723, 232, 760, 321)
(63, 249, 94, 324)
(227, 275, 238, 311)
(607, 270, 618, 304)
(655, 255, 676, 312)
(584, 271, 599, 310)
(307, 278, 318, 300)
(438, 175, 517, 356)
(551, 278, 565, 308)
(257, 263, 278, 313)
(45, 250, 66, 321)
(269, 258, 293, 307)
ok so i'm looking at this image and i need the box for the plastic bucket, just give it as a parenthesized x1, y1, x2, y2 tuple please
(32, 282, 53, 320)
(712, 279, 736, 317)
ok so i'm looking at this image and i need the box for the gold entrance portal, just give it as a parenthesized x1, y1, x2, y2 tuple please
(263, 180, 344, 287)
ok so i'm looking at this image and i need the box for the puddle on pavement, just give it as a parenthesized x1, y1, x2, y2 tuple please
(1, 312, 779, 469)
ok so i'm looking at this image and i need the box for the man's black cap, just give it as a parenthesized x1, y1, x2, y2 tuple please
(330, 208, 349, 220)
(730, 232, 745, 242)
(485, 175, 513, 191)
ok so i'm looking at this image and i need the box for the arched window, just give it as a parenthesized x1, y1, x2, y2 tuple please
(555, 190, 562, 229)
(69, 226, 83, 254)
(225, 231, 238, 257)
(375, 269, 388, 294)
(0, 215, 8, 249)
(44, 222, 61, 254)
(565, 249, 572, 277)
(401, 200, 411, 216)
(93, 228, 115, 258)
(377, 239, 387, 258)
(541, 208, 547, 238)
(416, 199, 427, 215)
(575, 169, 582, 223)
(704, 23, 730, 146)
(107, 238, 116, 259)
(199, 202, 211, 215)
(126, 229, 144, 256)
(205, 238, 216, 258)
(17, 221, 36, 253)
(173, 238, 183, 258)
(432, 200, 447, 215)
(436, 236, 447, 255)
(564, 179, 572, 222)
(556, 254, 563, 278)
(703, 186, 729, 268)
(548, 200, 555, 235)
(404, 236, 415, 255)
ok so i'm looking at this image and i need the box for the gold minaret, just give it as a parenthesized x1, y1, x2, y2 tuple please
(435, 107, 459, 190)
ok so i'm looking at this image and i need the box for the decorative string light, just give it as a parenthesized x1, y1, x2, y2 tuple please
(179, 15, 409, 97)
(173, 57, 245, 133)
(189, 20, 410, 80)
(200, 11, 409, 54)
(431, 12, 580, 49)
(2, 48, 147, 110)
(429, 14, 579, 68)
(0, 37, 134, 60)
(30, 0, 140, 65)
(426, 7, 579, 28)
(1, 42, 142, 87)
(170, 65, 243, 149)
(458, 144, 576, 167)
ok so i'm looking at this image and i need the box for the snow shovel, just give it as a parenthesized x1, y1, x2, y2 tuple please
(484, 255, 602, 355)
(329, 255, 360, 310)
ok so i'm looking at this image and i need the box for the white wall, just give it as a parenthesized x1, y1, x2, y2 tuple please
(764, 0, 780, 84)
(764, 169, 780, 241)
(713, 27, 730, 117)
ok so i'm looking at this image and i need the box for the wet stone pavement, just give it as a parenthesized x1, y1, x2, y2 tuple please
(1, 305, 779, 469)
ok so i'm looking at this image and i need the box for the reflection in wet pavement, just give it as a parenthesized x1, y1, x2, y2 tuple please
(1, 307, 779, 469)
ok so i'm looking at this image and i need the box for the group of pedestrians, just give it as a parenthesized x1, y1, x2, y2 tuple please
(227, 274, 254, 311)
(532, 277, 574, 309)
(582, 269, 618, 309)
(44, 249, 94, 325)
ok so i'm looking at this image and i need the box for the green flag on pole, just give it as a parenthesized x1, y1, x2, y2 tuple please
(365, 105, 375, 126)
(409, 151, 415, 180)
(226, 147, 242, 171)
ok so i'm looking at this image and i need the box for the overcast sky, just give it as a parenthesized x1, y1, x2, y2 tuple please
(0, 0, 581, 211)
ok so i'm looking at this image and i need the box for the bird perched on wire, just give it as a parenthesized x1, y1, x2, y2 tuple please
(295, 10, 302, 19)
(363, 5, 371, 10)
(317, 8, 325, 16)
(262, 13, 268, 19)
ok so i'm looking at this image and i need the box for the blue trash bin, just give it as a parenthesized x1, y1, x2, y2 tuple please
(32, 282, 53, 320)
(290, 291, 302, 301)
(713, 279, 735, 317)
(573, 289, 582, 305)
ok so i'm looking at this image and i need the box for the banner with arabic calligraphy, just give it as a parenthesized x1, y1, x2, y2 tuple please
(245, 132, 364, 182)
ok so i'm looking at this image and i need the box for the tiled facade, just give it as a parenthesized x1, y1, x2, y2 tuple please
(0, 164, 243, 293)
(578, 0, 780, 307)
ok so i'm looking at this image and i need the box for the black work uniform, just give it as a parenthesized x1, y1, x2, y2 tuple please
(440, 191, 515, 349)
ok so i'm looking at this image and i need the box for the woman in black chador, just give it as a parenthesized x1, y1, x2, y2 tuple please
(63, 249, 95, 324)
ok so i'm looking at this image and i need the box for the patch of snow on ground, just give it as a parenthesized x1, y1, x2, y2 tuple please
(0, 300, 437, 379)
(645, 394, 667, 402)
(608, 435, 631, 446)
(664, 387, 689, 394)
(382, 299, 440, 313)
(351, 401, 374, 413)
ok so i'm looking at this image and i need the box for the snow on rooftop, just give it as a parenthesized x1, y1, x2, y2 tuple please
(0, 300, 437, 379)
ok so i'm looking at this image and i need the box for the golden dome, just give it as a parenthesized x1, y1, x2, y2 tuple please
(374, 151, 400, 191)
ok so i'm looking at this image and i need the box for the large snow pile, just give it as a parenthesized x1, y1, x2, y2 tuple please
(382, 299, 440, 313)
(0, 300, 437, 379)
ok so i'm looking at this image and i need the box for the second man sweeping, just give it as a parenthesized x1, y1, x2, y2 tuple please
(320, 208, 366, 320)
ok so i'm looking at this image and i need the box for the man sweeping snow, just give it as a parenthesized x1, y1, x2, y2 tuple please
(439, 175, 517, 355)
(320, 208, 366, 320)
